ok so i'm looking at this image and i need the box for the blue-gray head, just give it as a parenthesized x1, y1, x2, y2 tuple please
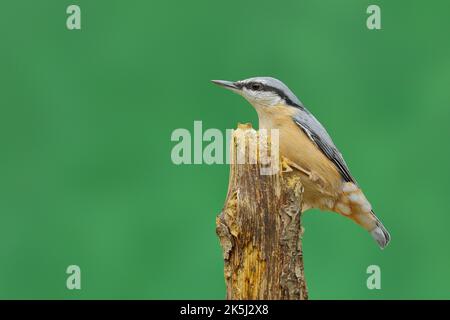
(211, 77, 304, 109)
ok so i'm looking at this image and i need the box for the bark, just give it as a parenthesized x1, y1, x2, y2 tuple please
(216, 123, 308, 300)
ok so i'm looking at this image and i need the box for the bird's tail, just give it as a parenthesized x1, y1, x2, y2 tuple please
(333, 182, 391, 249)
(369, 211, 391, 249)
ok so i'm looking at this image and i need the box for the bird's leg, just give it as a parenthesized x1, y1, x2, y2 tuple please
(282, 157, 310, 176)
(282, 157, 322, 183)
(282, 157, 332, 196)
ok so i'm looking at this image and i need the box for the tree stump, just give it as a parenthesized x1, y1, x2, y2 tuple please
(216, 123, 308, 300)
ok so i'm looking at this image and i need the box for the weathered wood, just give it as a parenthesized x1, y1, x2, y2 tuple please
(216, 123, 308, 300)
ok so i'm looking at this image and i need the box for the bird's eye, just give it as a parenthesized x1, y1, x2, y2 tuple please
(250, 83, 263, 91)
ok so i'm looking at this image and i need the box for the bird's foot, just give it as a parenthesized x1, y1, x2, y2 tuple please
(281, 157, 310, 176)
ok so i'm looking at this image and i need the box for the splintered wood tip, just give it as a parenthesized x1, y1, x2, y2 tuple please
(237, 122, 253, 130)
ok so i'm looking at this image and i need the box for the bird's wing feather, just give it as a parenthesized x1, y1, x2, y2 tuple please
(292, 109, 356, 184)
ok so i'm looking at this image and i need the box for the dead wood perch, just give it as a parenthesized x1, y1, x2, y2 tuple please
(216, 123, 308, 300)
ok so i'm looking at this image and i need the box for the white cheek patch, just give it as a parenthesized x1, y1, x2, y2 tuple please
(243, 88, 283, 107)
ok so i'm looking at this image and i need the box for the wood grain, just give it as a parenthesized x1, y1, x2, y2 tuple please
(216, 123, 308, 300)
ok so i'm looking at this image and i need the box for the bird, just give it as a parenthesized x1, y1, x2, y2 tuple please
(212, 77, 390, 249)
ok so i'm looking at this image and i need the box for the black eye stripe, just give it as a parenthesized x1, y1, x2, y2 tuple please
(239, 81, 303, 109)
(245, 82, 264, 91)
(245, 83, 304, 109)
(267, 85, 303, 108)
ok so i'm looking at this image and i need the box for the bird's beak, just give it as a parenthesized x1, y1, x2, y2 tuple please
(211, 80, 240, 91)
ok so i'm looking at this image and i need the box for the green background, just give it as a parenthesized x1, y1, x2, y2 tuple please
(0, 0, 449, 299)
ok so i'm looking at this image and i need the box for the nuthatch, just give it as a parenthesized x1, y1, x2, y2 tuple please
(212, 77, 390, 248)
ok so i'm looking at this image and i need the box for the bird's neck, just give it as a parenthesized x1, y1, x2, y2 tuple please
(253, 104, 297, 129)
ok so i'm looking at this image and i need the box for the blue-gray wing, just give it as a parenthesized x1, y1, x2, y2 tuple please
(292, 109, 356, 184)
